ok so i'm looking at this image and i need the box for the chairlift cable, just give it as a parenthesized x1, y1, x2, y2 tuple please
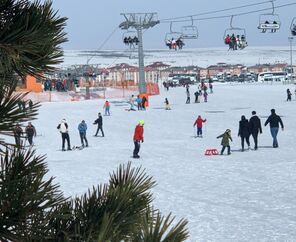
(161, 2, 296, 23)
(159, 0, 276, 22)
(86, 26, 119, 64)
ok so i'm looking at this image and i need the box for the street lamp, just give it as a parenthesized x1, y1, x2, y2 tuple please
(288, 37, 294, 69)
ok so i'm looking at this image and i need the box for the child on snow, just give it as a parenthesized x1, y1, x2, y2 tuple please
(103, 100, 110, 116)
(193, 115, 206, 137)
(164, 98, 171, 110)
(217, 129, 232, 155)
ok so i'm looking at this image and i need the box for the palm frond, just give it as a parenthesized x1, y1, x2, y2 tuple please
(0, 148, 65, 241)
(0, 0, 68, 77)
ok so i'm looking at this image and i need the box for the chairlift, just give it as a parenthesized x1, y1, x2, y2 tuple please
(122, 30, 139, 49)
(223, 16, 248, 50)
(164, 22, 184, 50)
(258, 0, 281, 33)
(128, 48, 138, 60)
(181, 17, 198, 39)
(290, 17, 296, 36)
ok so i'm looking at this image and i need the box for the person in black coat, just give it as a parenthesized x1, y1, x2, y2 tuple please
(93, 112, 104, 137)
(238, 115, 250, 151)
(264, 109, 284, 148)
(25, 122, 36, 146)
(287, 88, 292, 101)
(248, 111, 262, 150)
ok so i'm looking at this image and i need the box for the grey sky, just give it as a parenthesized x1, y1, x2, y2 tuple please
(49, 0, 296, 50)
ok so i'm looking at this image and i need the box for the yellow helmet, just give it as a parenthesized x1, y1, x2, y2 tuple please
(139, 120, 145, 125)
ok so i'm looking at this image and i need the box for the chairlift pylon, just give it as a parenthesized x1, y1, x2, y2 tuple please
(181, 17, 198, 39)
(258, 0, 281, 33)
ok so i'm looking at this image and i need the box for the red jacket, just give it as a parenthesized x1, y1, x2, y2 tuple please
(194, 117, 206, 128)
(133, 124, 144, 141)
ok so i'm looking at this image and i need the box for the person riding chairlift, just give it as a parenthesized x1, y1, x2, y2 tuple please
(171, 38, 177, 50)
(176, 37, 184, 49)
(271, 21, 278, 33)
(224, 34, 231, 45)
(165, 39, 172, 49)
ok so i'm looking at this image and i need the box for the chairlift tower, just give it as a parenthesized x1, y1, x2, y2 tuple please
(119, 13, 159, 94)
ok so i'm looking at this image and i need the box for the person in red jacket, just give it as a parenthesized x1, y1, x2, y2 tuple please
(193, 115, 207, 137)
(133, 120, 144, 158)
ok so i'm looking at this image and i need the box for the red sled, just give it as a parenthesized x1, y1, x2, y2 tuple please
(204, 149, 219, 156)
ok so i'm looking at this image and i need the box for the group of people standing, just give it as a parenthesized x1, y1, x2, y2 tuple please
(191, 108, 284, 156)
(128, 95, 147, 111)
(56, 112, 106, 151)
(186, 83, 212, 104)
(218, 109, 283, 155)
(13, 122, 37, 147)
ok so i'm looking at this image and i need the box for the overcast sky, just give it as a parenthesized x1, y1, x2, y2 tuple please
(49, 0, 296, 50)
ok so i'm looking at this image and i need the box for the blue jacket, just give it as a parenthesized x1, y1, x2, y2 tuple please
(78, 122, 87, 134)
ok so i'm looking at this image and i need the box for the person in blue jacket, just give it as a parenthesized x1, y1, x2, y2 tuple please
(78, 120, 88, 147)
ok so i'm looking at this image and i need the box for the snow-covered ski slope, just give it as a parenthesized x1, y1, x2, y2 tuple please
(35, 83, 296, 241)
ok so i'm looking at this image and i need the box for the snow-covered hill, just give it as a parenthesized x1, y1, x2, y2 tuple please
(62, 46, 295, 68)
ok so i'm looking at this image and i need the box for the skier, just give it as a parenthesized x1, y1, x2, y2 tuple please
(135, 95, 142, 110)
(128, 95, 136, 111)
(238, 115, 250, 151)
(264, 109, 284, 148)
(57, 119, 71, 151)
(142, 96, 147, 110)
(194, 91, 200, 103)
(217, 129, 232, 155)
(164, 98, 171, 110)
(25, 122, 36, 147)
(93, 112, 104, 137)
(193, 115, 206, 137)
(28, 99, 33, 110)
(133, 120, 144, 158)
(78, 120, 88, 147)
(186, 90, 190, 104)
(209, 83, 213, 93)
(103, 100, 110, 116)
(13, 124, 23, 147)
(203, 90, 208, 102)
(287, 88, 292, 101)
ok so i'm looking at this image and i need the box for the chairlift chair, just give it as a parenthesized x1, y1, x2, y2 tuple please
(258, 1, 281, 33)
(165, 22, 184, 50)
(290, 17, 296, 36)
(122, 30, 138, 48)
(223, 16, 247, 50)
(181, 17, 198, 39)
(258, 14, 281, 32)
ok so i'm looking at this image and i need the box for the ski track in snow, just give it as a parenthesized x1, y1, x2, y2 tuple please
(30, 82, 296, 241)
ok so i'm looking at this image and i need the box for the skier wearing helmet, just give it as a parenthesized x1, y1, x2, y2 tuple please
(133, 120, 144, 158)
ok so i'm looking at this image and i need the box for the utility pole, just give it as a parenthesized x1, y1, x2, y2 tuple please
(288, 37, 294, 69)
(119, 13, 159, 94)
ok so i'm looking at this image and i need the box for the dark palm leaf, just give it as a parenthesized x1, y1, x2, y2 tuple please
(0, 81, 39, 149)
(0, 149, 65, 241)
(134, 209, 189, 242)
(0, 0, 68, 77)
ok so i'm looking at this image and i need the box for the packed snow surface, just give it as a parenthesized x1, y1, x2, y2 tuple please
(33, 83, 296, 241)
